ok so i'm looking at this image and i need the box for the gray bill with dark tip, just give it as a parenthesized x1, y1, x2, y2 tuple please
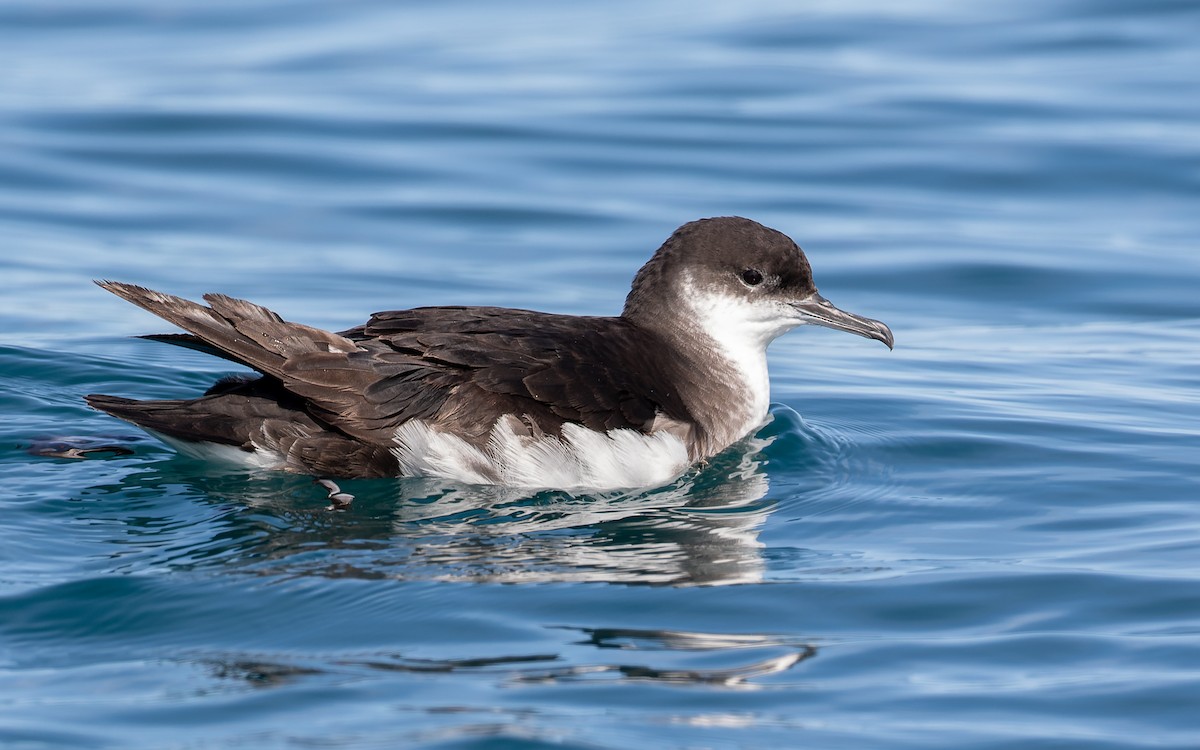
(791, 293, 894, 349)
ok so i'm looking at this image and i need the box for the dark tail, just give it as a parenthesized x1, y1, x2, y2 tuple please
(84, 394, 246, 448)
(83, 392, 399, 478)
(88, 281, 395, 464)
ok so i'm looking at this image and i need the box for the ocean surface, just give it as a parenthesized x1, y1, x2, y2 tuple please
(2, 1, 1198, 748)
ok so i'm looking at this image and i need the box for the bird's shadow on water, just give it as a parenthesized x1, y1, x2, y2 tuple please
(70, 406, 844, 588)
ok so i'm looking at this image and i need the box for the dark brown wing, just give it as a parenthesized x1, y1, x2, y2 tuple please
(346, 306, 696, 439)
(97, 283, 695, 449)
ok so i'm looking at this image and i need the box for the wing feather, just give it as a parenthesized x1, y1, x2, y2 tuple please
(102, 282, 696, 450)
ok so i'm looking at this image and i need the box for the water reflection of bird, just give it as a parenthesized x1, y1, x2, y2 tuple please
(384, 433, 778, 586)
(84, 427, 789, 587)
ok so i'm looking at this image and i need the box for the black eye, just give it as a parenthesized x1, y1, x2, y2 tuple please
(740, 268, 764, 286)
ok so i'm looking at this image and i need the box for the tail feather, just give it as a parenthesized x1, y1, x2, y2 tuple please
(95, 280, 357, 378)
(84, 394, 246, 447)
(84, 393, 399, 477)
(138, 333, 240, 363)
(90, 281, 403, 462)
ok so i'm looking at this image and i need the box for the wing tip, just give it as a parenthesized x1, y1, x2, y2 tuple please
(95, 278, 139, 292)
(94, 279, 170, 305)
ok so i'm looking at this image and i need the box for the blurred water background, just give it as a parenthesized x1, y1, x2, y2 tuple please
(1, 1, 1199, 748)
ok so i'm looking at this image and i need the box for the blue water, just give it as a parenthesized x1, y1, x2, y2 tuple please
(2, 1, 1199, 747)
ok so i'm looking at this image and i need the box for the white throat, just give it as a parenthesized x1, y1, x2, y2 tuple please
(679, 272, 799, 438)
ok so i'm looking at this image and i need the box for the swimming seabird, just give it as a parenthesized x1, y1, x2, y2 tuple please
(87, 217, 893, 490)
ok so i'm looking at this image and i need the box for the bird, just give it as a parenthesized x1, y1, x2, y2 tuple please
(86, 216, 893, 491)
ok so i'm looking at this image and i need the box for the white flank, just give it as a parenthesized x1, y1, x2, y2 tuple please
(391, 417, 691, 490)
(147, 430, 284, 470)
